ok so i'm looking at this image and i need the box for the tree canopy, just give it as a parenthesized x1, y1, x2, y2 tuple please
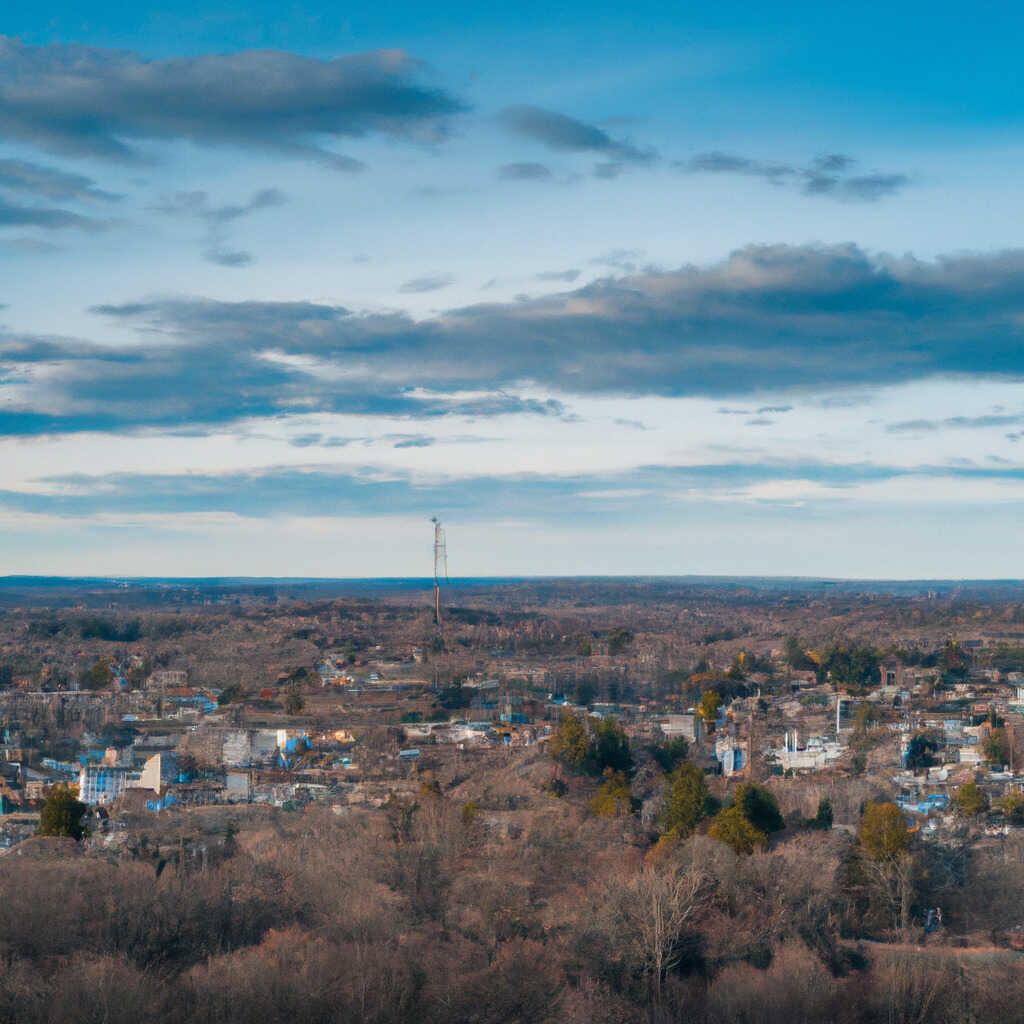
(696, 690, 722, 725)
(734, 783, 785, 834)
(550, 713, 588, 770)
(589, 770, 635, 818)
(606, 628, 634, 656)
(659, 760, 711, 838)
(784, 636, 817, 672)
(37, 785, 87, 841)
(904, 730, 940, 772)
(954, 782, 989, 817)
(80, 658, 114, 691)
(647, 734, 689, 774)
(1000, 789, 1024, 826)
(583, 718, 633, 778)
(859, 802, 911, 862)
(822, 643, 879, 691)
(939, 640, 970, 678)
(708, 806, 767, 854)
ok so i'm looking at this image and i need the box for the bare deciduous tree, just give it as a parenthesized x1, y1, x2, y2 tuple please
(605, 860, 708, 1001)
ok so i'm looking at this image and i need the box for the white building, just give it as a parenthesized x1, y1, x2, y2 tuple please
(78, 764, 131, 806)
(132, 752, 179, 795)
(660, 714, 703, 743)
(715, 734, 747, 776)
(777, 731, 845, 772)
(222, 729, 278, 767)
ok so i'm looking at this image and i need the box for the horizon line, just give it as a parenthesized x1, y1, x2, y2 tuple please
(1, 574, 1023, 586)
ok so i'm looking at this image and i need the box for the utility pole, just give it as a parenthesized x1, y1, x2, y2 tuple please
(431, 517, 448, 626)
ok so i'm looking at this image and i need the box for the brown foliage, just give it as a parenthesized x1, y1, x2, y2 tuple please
(0, 783, 1021, 1024)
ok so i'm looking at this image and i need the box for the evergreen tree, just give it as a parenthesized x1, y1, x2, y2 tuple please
(708, 806, 767, 854)
(37, 785, 87, 840)
(583, 718, 633, 777)
(660, 760, 710, 837)
(734, 782, 785, 834)
(813, 796, 834, 830)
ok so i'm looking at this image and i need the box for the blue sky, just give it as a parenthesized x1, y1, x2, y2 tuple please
(1, 2, 1024, 577)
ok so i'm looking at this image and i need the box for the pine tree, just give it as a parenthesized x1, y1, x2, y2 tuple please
(37, 784, 87, 840)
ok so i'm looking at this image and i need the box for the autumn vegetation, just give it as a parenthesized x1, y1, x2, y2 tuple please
(2, 714, 1021, 1024)
(5, 579, 1024, 1021)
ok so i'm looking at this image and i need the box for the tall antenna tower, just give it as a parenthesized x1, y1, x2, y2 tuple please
(431, 517, 448, 625)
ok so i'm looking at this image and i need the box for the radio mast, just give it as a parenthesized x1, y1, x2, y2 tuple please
(431, 517, 448, 625)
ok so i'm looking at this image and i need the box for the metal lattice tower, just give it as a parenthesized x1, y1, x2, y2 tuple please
(431, 517, 448, 625)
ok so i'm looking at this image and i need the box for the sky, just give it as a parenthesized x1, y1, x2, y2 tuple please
(2, 2, 1024, 578)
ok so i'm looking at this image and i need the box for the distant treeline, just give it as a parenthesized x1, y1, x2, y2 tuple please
(27, 614, 205, 642)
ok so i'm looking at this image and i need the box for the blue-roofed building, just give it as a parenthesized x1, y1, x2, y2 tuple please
(78, 764, 131, 806)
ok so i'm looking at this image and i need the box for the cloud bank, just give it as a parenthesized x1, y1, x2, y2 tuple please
(680, 151, 909, 201)
(3, 243, 1024, 433)
(0, 158, 121, 201)
(497, 105, 655, 166)
(0, 38, 466, 167)
(9, 457, 1024, 523)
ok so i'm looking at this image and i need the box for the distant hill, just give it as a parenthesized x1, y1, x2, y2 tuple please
(1, 573, 1024, 609)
